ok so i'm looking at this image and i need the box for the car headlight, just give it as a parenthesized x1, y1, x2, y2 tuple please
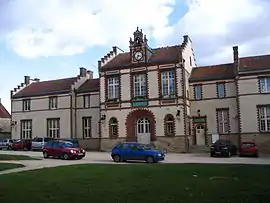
(70, 150, 76, 153)
(158, 153, 162, 156)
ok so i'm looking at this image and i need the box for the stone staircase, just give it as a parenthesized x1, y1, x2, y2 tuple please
(189, 145, 210, 153)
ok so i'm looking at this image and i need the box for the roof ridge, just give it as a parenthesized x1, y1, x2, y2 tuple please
(195, 63, 233, 68)
(240, 54, 270, 59)
(37, 77, 77, 83)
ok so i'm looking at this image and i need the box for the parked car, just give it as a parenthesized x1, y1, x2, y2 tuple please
(210, 139, 237, 157)
(31, 137, 55, 151)
(11, 139, 32, 151)
(43, 140, 85, 160)
(0, 139, 16, 150)
(239, 141, 258, 157)
(111, 142, 165, 163)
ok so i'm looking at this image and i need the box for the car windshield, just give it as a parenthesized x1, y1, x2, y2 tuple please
(242, 142, 255, 147)
(63, 142, 77, 148)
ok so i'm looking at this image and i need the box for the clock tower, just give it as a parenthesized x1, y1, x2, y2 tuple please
(129, 27, 153, 63)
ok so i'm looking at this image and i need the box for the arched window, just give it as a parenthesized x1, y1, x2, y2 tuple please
(164, 114, 175, 136)
(109, 117, 118, 138)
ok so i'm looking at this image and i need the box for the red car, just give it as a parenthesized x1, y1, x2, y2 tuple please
(43, 140, 85, 160)
(239, 141, 258, 157)
(11, 139, 32, 151)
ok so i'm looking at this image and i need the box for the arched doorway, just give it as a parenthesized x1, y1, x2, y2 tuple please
(196, 124, 205, 145)
(137, 118, 151, 144)
(125, 109, 156, 142)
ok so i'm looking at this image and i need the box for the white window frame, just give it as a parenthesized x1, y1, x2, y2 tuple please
(259, 77, 270, 93)
(47, 119, 60, 138)
(194, 85, 202, 100)
(83, 95, 90, 108)
(217, 83, 225, 98)
(82, 117, 92, 138)
(108, 77, 119, 100)
(217, 109, 229, 134)
(161, 71, 175, 97)
(21, 120, 32, 139)
(22, 99, 31, 111)
(258, 106, 270, 132)
(49, 96, 58, 109)
(134, 74, 147, 97)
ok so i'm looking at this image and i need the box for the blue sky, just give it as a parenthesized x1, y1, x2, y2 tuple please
(0, 0, 270, 112)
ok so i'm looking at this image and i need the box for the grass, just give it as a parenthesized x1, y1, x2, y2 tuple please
(0, 164, 269, 203)
(0, 154, 39, 160)
(0, 163, 24, 172)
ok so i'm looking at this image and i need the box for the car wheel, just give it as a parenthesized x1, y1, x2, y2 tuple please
(7, 146, 11, 150)
(146, 156, 154, 164)
(43, 151, 49, 159)
(63, 153, 69, 160)
(254, 153, 259, 158)
(113, 154, 121, 162)
(210, 152, 214, 157)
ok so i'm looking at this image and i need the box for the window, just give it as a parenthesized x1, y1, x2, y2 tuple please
(83, 95, 90, 108)
(49, 96, 58, 109)
(107, 77, 119, 100)
(259, 77, 270, 93)
(47, 118, 60, 138)
(194, 85, 202, 100)
(82, 117, 92, 138)
(134, 74, 147, 97)
(21, 120, 32, 139)
(164, 114, 175, 136)
(161, 70, 175, 97)
(216, 109, 229, 134)
(217, 83, 225, 98)
(189, 56, 192, 66)
(109, 117, 118, 138)
(258, 106, 270, 132)
(22, 99, 31, 111)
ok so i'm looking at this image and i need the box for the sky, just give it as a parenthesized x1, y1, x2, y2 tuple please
(0, 0, 270, 112)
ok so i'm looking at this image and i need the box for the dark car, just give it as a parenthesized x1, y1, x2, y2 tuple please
(11, 139, 32, 151)
(239, 141, 258, 157)
(43, 141, 85, 160)
(111, 142, 165, 163)
(210, 139, 237, 157)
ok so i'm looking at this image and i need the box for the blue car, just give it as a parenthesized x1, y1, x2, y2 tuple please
(111, 142, 165, 163)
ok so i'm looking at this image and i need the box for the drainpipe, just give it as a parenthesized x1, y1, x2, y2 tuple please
(70, 92, 73, 138)
(74, 92, 77, 139)
(182, 61, 189, 153)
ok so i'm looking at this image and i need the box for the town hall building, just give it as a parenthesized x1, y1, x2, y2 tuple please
(10, 28, 270, 153)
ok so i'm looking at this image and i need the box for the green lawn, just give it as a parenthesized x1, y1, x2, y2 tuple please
(0, 154, 39, 160)
(0, 163, 24, 172)
(0, 164, 269, 203)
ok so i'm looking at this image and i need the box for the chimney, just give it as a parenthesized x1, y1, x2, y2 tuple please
(79, 67, 87, 77)
(24, 76, 30, 85)
(183, 35, 189, 43)
(233, 46, 239, 74)
(112, 46, 117, 54)
(34, 78, 40, 82)
(87, 70, 93, 79)
(0, 98, 1, 104)
(10, 90, 13, 98)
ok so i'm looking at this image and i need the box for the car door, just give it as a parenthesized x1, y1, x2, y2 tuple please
(119, 143, 132, 160)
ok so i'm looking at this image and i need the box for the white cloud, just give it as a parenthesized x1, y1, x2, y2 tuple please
(157, 0, 270, 65)
(4, 0, 176, 58)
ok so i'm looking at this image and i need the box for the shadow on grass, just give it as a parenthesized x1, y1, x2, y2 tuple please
(0, 154, 40, 161)
(0, 163, 24, 172)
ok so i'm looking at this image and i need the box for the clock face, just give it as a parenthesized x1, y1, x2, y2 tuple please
(134, 51, 143, 61)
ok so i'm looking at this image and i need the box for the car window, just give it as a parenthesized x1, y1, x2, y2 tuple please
(44, 138, 52, 142)
(242, 142, 255, 147)
(118, 143, 129, 150)
(3, 139, 7, 142)
(130, 144, 142, 150)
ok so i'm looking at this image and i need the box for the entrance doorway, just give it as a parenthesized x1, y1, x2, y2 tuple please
(137, 118, 151, 144)
(196, 124, 205, 145)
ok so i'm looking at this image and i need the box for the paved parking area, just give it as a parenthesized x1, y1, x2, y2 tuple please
(1, 150, 270, 175)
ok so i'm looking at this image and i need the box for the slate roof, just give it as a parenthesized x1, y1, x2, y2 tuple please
(102, 45, 180, 68)
(77, 79, 100, 93)
(189, 63, 235, 82)
(13, 77, 77, 98)
(0, 103, 11, 118)
(239, 54, 270, 72)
